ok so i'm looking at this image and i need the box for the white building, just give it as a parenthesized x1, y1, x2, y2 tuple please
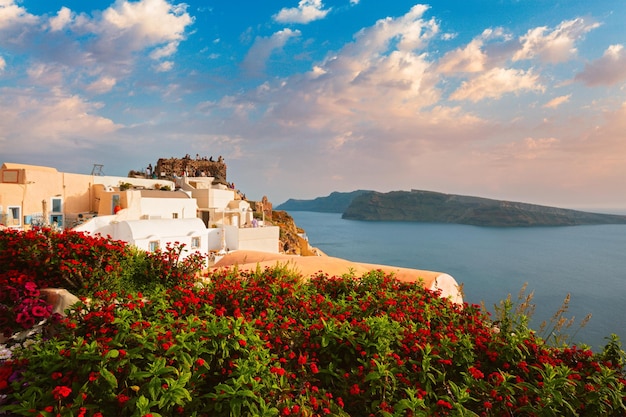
(1, 163, 280, 263)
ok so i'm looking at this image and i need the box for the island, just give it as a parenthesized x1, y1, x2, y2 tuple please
(277, 189, 626, 227)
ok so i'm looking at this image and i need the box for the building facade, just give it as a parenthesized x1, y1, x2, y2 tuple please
(0, 163, 279, 259)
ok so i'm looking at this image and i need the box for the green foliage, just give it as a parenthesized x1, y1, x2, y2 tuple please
(1, 230, 625, 416)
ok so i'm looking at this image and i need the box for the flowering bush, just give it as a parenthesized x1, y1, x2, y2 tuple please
(0, 270, 57, 339)
(1, 229, 625, 416)
(0, 228, 205, 297)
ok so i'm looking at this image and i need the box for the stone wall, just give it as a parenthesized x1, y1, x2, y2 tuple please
(154, 155, 227, 181)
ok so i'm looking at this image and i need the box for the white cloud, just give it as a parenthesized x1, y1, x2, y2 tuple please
(0, 87, 119, 153)
(513, 18, 600, 63)
(438, 28, 509, 73)
(0, 55, 5, 71)
(575, 44, 626, 86)
(274, 0, 330, 24)
(543, 94, 571, 109)
(150, 41, 179, 60)
(242, 29, 301, 75)
(231, 4, 489, 165)
(154, 60, 174, 72)
(438, 38, 486, 73)
(86, 76, 117, 93)
(0, 0, 194, 101)
(92, 0, 193, 61)
(449, 67, 544, 102)
(49, 7, 73, 32)
(0, 0, 37, 30)
(27, 63, 65, 86)
(349, 4, 436, 55)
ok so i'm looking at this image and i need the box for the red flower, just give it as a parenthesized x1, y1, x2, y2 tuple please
(349, 384, 362, 395)
(468, 366, 484, 379)
(437, 399, 453, 409)
(117, 393, 131, 405)
(238, 339, 247, 347)
(52, 385, 72, 400)
(31, 305, 49, 318)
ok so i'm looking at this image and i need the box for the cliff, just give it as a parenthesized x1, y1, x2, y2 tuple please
(342, 190, 626, 227)
(270, 210, 324, 255)
(276, 190, 372, 213)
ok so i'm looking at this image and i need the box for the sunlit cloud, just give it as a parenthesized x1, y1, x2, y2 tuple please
(449, 67, 544, 101)
(86, 76, 117, 93)
(575, 44, 626, 86)
(0, 0, 37, 30)
(48, 7, 73, 32)
(274, 0, 331, 24)
(543, 94, 571, 109)
(154, 60, 174, 72)
(513, 18, 600, 63)
(0, 87, 120, 152)
(242, 29, 301, 75)
(0, 1, 624, 207)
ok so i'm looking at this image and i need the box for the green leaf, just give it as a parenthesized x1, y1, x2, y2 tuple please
(99, 368, 118, 389)
(135, 395, 150, 414)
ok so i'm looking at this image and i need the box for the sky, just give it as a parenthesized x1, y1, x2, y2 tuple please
(1, 0, 626, 209)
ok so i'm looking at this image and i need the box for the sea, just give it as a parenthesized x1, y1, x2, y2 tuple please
(287, 211, 626, 352)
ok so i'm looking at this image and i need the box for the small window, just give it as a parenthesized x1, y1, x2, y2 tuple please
(149, 241, 160, 252)
(2, 170, 19, 183)
(172, 213, 178, 219)
(191, 236, 200, 249)
(51, 198, 63, 213)
(50, 214, 64, 228)
(112, 194, 120, 214)
(8, 206, 21, 226)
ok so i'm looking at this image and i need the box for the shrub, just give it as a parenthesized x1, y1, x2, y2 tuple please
(0, 228, 206, 297)
(1, 230, 625, 416)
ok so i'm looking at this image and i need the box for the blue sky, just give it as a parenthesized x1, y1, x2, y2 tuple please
(1, 0, 626, 209)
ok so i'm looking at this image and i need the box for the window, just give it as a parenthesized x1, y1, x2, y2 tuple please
(2, 170, 19, 183)
(50, 214, 64, 228)
(112, 194, 120, 214)
(50, 198, 63, 227)
(149, 241, 160, 252)
(191, 236, 200, 249)
(172, 213, 178, 219)
(51, 197, 62, 213)
(8, 206, 21, 226)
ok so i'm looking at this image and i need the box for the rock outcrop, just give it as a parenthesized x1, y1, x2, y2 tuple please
(155, 155, 227, 181)
(270, 210, 322, 255)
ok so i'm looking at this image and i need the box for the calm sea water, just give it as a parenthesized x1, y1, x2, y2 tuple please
(288, 211, 626, 351)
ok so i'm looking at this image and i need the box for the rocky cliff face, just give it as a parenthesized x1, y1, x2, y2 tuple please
(270, 210, 322, 255)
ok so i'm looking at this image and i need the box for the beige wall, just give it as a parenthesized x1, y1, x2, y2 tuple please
(0, 163, 93, 227)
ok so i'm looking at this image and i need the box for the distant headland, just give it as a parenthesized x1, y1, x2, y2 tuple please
(276, 190, 626, 227)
